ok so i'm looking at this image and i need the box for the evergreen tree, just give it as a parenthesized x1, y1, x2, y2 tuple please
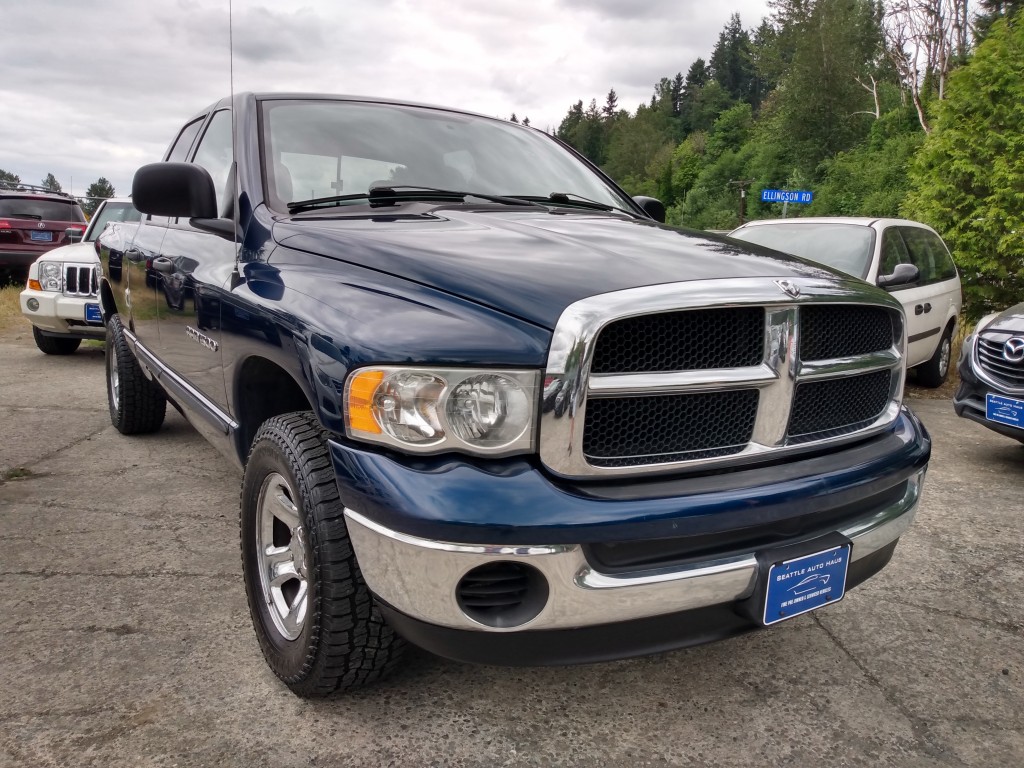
(709, 13, 756, 103)
(509, 113, 519, 123)
(42, 173, 62, 193)
(602, 89, 619, 119)
(0, 168, 20, 187)
(904, 16, 1024, 314)
(556, 100, 585, 144)
(679, 58, 711, 133)
(82, 177, 115, 217)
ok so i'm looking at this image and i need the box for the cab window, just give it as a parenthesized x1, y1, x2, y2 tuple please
(191, 110, 234, 215)
(166, 118, 205, 163)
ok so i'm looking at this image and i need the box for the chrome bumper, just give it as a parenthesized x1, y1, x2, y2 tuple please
(345, 470, 924, 633)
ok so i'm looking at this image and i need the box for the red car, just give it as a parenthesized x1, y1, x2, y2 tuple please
(0, 183, 87, 281)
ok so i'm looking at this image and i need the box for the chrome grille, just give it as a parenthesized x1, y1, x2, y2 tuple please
(976, 333, 1024, 389)
(591, 308, 763, 373)
(583, 390, 759, 466)
(539, 278, 905, 478)
(63, 264, 97, 297)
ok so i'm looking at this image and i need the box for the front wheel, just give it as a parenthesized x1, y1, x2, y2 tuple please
(106, 315, 166, 434)
(240, 412, 405, 697)
(916, 325, 953, 388)
(32, 326, 81, 355)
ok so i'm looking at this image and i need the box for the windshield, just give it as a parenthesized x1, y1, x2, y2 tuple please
(0, 197, 85, 222)
(730, 223, 875, 279)
(260, 99, 633, 213)
(85, 201, 141, 241)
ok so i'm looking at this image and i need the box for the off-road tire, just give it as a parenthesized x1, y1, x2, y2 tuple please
(916, 324, 953, 388)
(105, 315, 166, 434)
(240, 412, 405, 697)
(32, 326, 80, 355)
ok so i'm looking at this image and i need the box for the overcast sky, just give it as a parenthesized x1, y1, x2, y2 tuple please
(1, 0, 772, 198)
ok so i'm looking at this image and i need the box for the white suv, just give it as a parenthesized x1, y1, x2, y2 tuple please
(20, 197, 139, 354)
(729, 217, 963, 387)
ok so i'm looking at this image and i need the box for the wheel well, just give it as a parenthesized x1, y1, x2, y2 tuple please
(235, 357, 314, 462)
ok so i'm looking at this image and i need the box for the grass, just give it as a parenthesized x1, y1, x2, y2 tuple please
(0, 284, 27, 334)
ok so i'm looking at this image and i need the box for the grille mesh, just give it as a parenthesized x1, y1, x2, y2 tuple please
(583, 390, 759, 466)
(977, 335, 1024, 388)
(590, 308, 763, 374)
(788, 370, 892, 439)
(800, 305, 893, 361)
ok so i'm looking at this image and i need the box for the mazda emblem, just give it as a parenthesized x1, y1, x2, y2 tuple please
(1004, 337, 1024, 363)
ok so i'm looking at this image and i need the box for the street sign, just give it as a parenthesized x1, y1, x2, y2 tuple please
(761, 189, 813, 204)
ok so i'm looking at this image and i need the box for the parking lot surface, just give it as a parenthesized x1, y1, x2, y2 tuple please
(1, 332, 1022, 767)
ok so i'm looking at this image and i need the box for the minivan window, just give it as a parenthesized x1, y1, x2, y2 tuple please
(879, 228, 911, 278)
(730, 223, 875, 279)
(899, 226, 957, 283)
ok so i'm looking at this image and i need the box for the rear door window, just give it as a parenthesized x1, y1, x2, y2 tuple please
(190, 110, 233, 215)
(166, 118, 205, 163)
(0, 197, 84, 222)
(879, 228, 911, 277)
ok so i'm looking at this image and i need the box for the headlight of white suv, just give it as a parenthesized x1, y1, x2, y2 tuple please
(344, 367, 539, 456)
(37, 262, 62, 292)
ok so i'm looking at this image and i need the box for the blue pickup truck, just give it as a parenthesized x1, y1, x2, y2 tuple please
(98, 93, 930, 697)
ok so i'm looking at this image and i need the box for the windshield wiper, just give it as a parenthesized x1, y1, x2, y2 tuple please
(287, 186, 542, 213)
(8, 212, 43, 220)
(509, 192, 637, 216)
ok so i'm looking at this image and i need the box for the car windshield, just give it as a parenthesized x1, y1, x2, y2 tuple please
(730, 223, 875, 279)
(0, 197, 85, 223)
(260, 99, 634, 213)
(85, 201, 141, 241)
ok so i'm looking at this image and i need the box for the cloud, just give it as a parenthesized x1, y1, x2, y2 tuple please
(0, 0, 771, 194)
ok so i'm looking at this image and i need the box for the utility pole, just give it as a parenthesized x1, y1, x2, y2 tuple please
(728, 179, 756, 225)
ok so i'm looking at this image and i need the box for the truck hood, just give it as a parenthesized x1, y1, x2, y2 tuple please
(271, 207, 842, 328)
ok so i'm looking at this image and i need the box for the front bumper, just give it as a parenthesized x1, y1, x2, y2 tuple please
(332, 408, 930, 663)
(954, 336, 1024, 441)
(20, 288, 104, 337)
(346, 470, 921, 632)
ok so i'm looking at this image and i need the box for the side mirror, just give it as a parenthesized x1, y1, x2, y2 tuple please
(632, 196, 666, 223)
(132, 162, 217, 218)
(65, 227, 84, 244)
(877, 263, 919, 289)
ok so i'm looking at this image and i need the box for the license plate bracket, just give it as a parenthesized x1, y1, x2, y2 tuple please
(30, 230, 53, 242)
(986, 393, 1024, 429)
(85, 303, 102, 324)
(763, 544, 850, 625)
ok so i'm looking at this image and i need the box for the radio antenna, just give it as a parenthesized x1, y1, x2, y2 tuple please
(229, 0, 242, 277)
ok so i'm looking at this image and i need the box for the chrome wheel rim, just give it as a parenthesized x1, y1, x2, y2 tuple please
(108, 341, 120, 409)
(938, 337, 951, 378)
(255, 472, 308, 641)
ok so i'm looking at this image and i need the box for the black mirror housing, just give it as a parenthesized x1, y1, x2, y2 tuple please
(877, 263, 919, 289)
(632, 196, 666, 223)
(132, 162, 218, 219)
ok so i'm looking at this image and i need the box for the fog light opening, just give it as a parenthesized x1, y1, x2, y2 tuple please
(456, 561, 549, 629)
(26, 298, 40, 312)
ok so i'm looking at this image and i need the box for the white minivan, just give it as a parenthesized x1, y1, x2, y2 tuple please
(729, 217, 963, 387)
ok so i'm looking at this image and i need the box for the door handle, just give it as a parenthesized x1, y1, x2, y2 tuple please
(914, 304, 924, 315)
(151, 257, 174, 274)
(923, 302, 932, 313)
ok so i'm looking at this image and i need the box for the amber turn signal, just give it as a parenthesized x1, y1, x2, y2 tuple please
(346, 369, 384, 434)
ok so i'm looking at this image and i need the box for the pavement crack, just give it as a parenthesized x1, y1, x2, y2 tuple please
(0, 422, 110, 478)
(883, 597, 1022, 635)
(1, 569, 237, 580)
(812, 613, 967, 766)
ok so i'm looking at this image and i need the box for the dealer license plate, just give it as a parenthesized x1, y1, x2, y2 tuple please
(986, 393, 1024, 428)
(763, 544, 850, 626)
(85, 303, 102, 323)
(30, 230, 53, 242)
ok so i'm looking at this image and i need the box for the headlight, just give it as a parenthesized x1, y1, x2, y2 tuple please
(345, 367, 539, 456)
(974, 313, 999, 334)
(38, 262, 62, 292)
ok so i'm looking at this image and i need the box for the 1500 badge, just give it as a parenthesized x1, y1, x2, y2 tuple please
(185, 326, 219, 352)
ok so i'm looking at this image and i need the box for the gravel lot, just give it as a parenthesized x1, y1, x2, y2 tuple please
(1, 330, 1022, 767)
